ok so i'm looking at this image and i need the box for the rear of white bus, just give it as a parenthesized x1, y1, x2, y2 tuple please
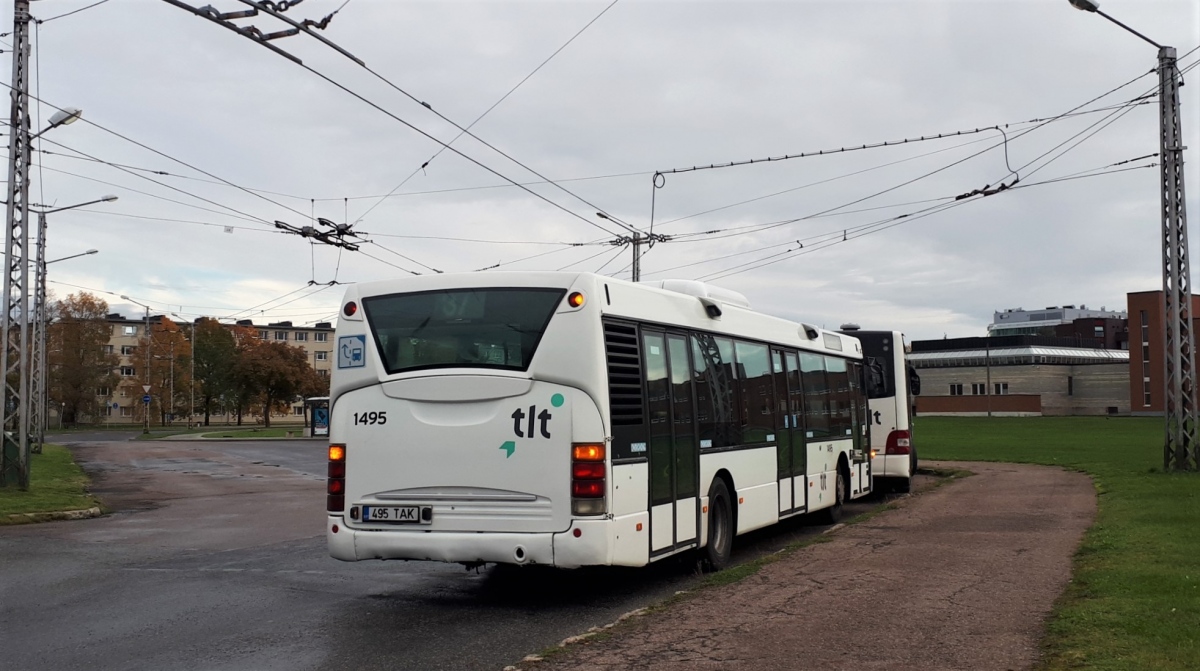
(325, 273, 614, 568)
(866, 331, 916, 490)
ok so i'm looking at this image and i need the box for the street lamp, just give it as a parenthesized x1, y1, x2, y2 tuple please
(28, 107, 82, 141)
(171, 313, 195, 430)
(1068, 0, 1194, 471)
(121, 294, 151, 434)
(45, 249, 98, 265)
(30, 196, 115, 453)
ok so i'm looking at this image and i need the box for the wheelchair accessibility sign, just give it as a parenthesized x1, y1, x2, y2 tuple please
(338, 335, 367, 369)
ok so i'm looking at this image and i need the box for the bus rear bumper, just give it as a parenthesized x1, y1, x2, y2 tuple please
(327, 516, 556, 566)
(872, 453, 913, 480)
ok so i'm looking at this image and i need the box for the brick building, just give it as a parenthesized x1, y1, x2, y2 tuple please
(1126, 290, 1200, 416)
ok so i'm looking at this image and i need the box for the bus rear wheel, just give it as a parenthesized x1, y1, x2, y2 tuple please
(703, 479, 733, 571)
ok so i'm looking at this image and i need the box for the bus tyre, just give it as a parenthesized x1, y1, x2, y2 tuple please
(818, 466, 846, 524)
(703, 479, 733, 571)
(897, 451, 917, 493)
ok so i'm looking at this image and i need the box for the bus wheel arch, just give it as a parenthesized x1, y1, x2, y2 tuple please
(703, 471, 735, 571)
(818, 456, 849, 525)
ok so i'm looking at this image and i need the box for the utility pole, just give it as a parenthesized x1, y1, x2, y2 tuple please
(1, 0, 32, 488)
(1157, 44, 1195, 471)
(29, 211, 47, 454)
(595, 212, 665, 282)
(630, 231, 644, 282)
(123, 296, 151, 434)
(1070, 1, 1195, 471)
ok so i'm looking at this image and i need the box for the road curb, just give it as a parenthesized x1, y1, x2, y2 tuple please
(4, 506, 102, 525)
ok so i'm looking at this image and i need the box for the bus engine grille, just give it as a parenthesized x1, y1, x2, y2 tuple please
(604, 321, 644, 426)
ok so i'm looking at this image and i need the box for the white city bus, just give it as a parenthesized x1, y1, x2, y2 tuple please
(840, 327, 919, 492)
(326, 273, 873, 569)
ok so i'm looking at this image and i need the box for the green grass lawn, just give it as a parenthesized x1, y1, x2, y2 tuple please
(0, 444, 98, 521)
(200, 427, 303, 439)
(919, 416, 1199, 671)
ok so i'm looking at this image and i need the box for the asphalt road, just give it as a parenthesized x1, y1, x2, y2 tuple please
(0, 435, 915, 671)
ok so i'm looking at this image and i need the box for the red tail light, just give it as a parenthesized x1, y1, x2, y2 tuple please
(885, 430, 912, 455)
(327, 443, 346, 512)
(571, 442, 607, 514)
(572, 480, 605, 498)
(572, 462, 605, 480)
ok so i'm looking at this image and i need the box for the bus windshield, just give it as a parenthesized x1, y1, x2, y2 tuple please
(362, 287, 565, 374)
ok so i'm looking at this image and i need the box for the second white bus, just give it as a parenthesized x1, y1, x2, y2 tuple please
(840, 327, 919, 492)
(327, 273, 873, 569)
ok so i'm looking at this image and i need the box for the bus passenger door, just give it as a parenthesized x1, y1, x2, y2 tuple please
(773, 350, 793, 514)
(643, 331, 699, 556)
(777, 351, 806, 514)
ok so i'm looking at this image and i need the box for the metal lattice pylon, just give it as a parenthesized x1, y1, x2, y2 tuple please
(29, 211, 47, 454)
(0, 0, 32, 488)
(1158, 46, 1197, 472)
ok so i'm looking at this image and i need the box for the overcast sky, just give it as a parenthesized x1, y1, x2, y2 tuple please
(10, 0, 1199, 341)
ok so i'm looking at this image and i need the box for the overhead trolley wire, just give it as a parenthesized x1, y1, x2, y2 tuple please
(696, 158, 1159, 282)
(0, 82, 316, 226)
(655, 76, 1164, 249)
(355, 0, 624, 227)
(161, 0, 629, 239)
(641, 58, 1172, 257)
(651, 95, 1158, 231)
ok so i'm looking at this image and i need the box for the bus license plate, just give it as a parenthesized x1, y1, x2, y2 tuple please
(362, 505, 422, 523)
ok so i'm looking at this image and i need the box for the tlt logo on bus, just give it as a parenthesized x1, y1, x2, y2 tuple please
(498, 393, 565, 458)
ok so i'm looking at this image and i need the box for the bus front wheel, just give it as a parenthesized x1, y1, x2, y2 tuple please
(703, 479, 734, 571)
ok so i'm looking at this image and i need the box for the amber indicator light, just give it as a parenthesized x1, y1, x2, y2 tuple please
(567, 292, 585, 308)
(328, 445, 346, 461)
(572, 444, 605, 461)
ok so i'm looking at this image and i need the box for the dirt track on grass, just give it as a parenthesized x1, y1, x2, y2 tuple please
(528, 461, 1096, 671)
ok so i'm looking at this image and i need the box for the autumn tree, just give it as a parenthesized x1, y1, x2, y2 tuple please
(229, 326, 264, 425)
(48, 292, 119, 425)
(192, 318, 237, 426)
(238, 340, 313, 427)
(147, 317, 191, 426)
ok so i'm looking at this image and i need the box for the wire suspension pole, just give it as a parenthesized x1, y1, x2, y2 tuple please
(630, 231, 642, 282)
(1, 0, 33, 488)
(1158, 46, 1196, 471)
(30, 210, 47, 454)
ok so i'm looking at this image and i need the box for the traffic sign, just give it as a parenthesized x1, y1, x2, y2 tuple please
(142, 395, 151, 404)
(142, 385, 151, 393)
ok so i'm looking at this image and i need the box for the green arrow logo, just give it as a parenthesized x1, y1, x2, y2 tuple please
(499, 441, 516, 458)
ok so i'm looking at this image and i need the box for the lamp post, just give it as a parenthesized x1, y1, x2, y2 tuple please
(121, 295, 151, 434)
(171, 313, 195, 429)
(30, 247, 98, 450)
(1, 81, 86, 489)
(30, 195, 114, 453)
(1069, 0, 1194, 471)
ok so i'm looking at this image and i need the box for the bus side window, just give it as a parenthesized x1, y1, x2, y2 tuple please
(734, 340, 773, 445)
(799, 352, 830, 440)
(692, 334, 739, 448)
(866, 357, 887, 398)
(825, 356, 852, 438)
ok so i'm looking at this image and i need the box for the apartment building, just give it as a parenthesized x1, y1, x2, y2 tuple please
(90, 314, 334, 425)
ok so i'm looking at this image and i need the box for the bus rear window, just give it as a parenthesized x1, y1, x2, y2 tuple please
(361, 288, 566, 374)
